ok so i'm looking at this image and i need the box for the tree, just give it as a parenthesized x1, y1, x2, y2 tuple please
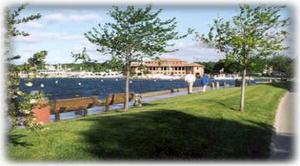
(197, 61, 216, 74)
(247, 58, 268, 75)
(71, 48, 124, 72)
(5, 4, 41, 60)
(71, 47, 92, 64)
(7, 50, 47, 129)
(71, 47, 93, 71)
(268, 55, 294, 78)
(6, 4, 44, 128)
(212, 59, 240, 74)
(20, 51, 47, 129)
(199, 5, 289, 112)
(6, 4, 41, 37)
(28, 51, 48, 70)
(85, 5, 189, 111)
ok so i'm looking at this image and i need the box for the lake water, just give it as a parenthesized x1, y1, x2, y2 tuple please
(16, 77, 260, 122)
(19, 78, 255, 100)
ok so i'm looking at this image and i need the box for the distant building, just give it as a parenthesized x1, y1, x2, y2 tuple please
(131, 58, 204, 77)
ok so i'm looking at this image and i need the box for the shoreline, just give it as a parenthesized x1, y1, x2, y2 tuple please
(141, 86, 204, 98)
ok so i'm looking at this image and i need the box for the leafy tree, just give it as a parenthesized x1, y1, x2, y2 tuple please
(6, 4, 41, 38)
(71, 47, 92, 64)
(199, 5, 289, 112)
(212, 59, 240, 74)
(268, 55, 294, 78)
(197, 61, 216, 74)
(85, 5, 189, 111)
(71, 48, 124, 72)
(71, 47, 93, 71)
(6, 4, 45, 128)
(247, 58, 268, 74)
(27, 51, 47, 70)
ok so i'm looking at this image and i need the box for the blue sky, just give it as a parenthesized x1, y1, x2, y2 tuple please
(10, 5, 290, 64)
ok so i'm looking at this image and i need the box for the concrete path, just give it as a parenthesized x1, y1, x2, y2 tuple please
(270, 92, 295, 160)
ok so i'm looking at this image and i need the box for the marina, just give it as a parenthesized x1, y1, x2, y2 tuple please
(19, 77, 259, 100)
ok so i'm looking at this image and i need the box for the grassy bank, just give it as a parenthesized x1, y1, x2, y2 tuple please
(8, 84, 287, 160)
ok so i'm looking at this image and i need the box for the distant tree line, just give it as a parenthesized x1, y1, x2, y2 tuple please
(198, 55, 294, 78)
(59, 57, 124, 72)
(15, 57, 124, 72)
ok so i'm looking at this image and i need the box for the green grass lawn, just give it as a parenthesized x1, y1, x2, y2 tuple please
(7, 84, 287, 160)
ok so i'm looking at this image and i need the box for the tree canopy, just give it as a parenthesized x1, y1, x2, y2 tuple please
(199, 5, 289, 112)
(200, 5, 289, 69)
(6, 4, 47, 129)
(85, 5, 190, 66)
(85, 5, 190, 111)
(6, 4, 41, 37)
(268, 55, 294, 77)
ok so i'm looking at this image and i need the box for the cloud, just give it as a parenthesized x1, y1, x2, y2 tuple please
(13, 32, 84, 43)
(161, 41, 224, 62)
(43, 13, 101, 23)
(69, 14, 101, 21)
(72, 40, 225, 63)
(17, 21, 43, 29)
(70, 38, 111, 62)
(43, 13, 65, 22)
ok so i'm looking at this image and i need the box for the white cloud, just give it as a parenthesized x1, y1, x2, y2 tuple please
(69, 14, 101, 21)
(43, 13, 101, 22)
(17, 21, 43, 29)
(13, 32, 84, 43)
(161, 41, 224, 62)
(43, 13, 65, 22)
(70, 38, 111, 62)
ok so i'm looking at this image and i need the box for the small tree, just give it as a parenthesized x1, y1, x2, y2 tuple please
(268, 55, 294, 78)
(71, 47, 91, 64)
(5, 4, 45, 128)
(85, 5, 189, 111)
(71, 47, 92, 71)
(28, 51, 48, 70)
(199, 5, 289, 112)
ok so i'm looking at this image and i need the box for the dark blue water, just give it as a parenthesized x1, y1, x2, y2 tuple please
(19, 78, 256, 100)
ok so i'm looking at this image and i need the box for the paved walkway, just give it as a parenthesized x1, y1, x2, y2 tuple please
(270, 92, 295, 160)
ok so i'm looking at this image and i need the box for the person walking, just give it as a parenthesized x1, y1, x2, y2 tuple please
(201, 74, 209, 92)
(184, 72, 196, 94)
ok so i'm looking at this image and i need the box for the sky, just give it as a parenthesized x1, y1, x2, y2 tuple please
(10, 4, 291, 64)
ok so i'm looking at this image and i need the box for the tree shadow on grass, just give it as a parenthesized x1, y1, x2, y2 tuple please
(80, 109, 275, 160)
(140, 103, 159, 107)
(267, 81, 295, 92)
(8, 134, 33, 147)
(200, 99, 237, 111)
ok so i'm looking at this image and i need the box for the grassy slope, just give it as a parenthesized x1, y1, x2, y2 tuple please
(8, 84, 287, 160)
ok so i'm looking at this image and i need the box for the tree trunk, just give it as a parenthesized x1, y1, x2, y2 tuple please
(124, 68, 130, 112)
(239, 67, 247, 112)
